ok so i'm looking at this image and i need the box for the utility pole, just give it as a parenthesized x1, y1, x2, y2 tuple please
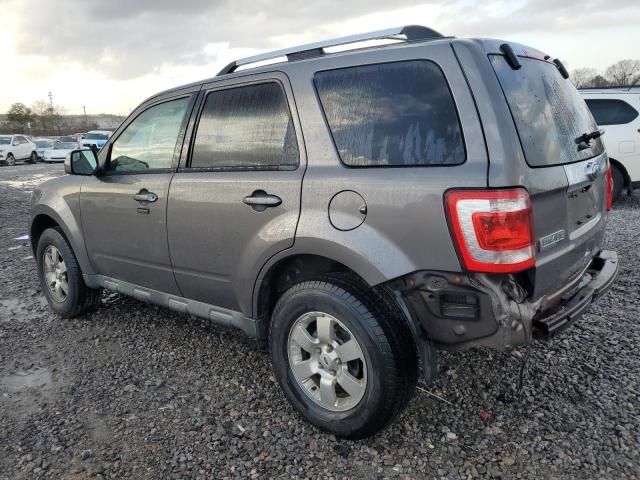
(83, 105, 87, 131)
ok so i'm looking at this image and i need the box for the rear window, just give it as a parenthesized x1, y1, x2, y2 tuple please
(584, 99, 639, 126)
(490, 55, 604, 167)
(314, 60, 465, 167)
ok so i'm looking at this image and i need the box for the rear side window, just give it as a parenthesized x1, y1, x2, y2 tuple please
(490, 55, 604, 167)
(314, 61, 465, 167)
(584, 99, 639, 126)
(191, 82, 299, 169)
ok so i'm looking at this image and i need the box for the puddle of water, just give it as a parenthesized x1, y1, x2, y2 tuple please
(0, 297, 46, 323)
(1, 367, 53, 392)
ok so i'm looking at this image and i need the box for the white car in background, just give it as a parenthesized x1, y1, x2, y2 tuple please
(43, 141, 79, 163)
(0, 134, 38, 165)
(33, 138, 55, 161)
(581, 86, 640, 201)
(80, 130, 112, 150)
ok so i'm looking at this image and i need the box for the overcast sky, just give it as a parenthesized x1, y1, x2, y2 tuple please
(1, 0, 638, 115)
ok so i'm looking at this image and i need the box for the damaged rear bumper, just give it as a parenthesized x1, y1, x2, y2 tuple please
(532, 250, 618, 338)
(392, 250, 619, 352)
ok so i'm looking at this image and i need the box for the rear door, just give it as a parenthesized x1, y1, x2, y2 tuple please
(487, 49, 609, 299)
(16, 136, 31, 159)
(167, 73, 304, 312)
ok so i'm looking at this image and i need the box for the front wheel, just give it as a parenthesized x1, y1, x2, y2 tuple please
(36, 228, 101, 317)
(6, 153, 15, 166)
(269, 275, 418, 438)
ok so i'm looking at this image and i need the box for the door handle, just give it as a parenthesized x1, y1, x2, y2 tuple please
(242, 192, 282, 207)
(243, 191, 282, 211)
(133, 190, 158, 203)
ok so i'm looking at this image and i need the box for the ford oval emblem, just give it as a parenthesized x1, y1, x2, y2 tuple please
(584, 161, 603, 180)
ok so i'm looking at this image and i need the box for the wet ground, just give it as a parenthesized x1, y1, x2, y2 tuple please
(0, 163, 638, 479)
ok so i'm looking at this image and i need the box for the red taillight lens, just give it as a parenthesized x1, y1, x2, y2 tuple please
(605, 166, 613, 210)
(445, 189, 535, 273)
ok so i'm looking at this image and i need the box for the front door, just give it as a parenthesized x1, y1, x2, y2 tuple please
(80, 95, 194, 294)
(167, 76, 304, 312)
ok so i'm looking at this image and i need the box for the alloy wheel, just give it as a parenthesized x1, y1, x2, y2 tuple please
(43, 245, 69, 302)
(287, 311, 367, 412)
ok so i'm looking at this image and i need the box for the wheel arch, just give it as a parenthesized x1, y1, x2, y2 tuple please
(609, 157, 631, 193)
(30, 205, 94, 276)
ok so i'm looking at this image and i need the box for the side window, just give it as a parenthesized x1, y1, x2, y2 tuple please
(16, 136, 27, 144)
(585, 99, 639, 126)
(107, 97, 190, 173)
(314, 60, 465, 167)
(191, 82, 298, 169)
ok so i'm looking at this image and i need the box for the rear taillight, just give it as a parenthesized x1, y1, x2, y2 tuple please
(605, 166, 613, 210)
(445, 189, 535, 273)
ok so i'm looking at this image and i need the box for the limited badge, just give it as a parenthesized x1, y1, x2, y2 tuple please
(539, 229, 566, 251)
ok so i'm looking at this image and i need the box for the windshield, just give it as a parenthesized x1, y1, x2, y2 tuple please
(85, 133, 108, 140)
(54, 142, 77, 149)
(35, 140, 53, 148)
(490, 55, 604, 167)
(0, 137, 10, 145)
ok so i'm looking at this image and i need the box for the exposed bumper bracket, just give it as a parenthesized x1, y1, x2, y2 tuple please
(532, 250, 618, 338)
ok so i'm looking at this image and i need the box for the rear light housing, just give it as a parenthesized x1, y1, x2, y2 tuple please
(605, 165, 613, 210)
(445, 189, 535, 274)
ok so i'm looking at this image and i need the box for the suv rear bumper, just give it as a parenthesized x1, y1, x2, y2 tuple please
(532, 250, 618, 338)
(392, 250, 619, 352)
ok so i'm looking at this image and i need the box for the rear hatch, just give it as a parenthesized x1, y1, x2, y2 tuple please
(488, 47, 609, 300)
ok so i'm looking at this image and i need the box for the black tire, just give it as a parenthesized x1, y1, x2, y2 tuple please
(6, 153, 15, 166)
(36, 228, 101, 318)
(28, 151, 38, 164)
(611, 164, 624, 203)
(269, 274, 418, 439)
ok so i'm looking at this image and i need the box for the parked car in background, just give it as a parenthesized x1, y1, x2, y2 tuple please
(31, 26, 619, 438)
(43, 141, 79, 163)
(33, 138, 55, 160)
(581, 86, 640, 200)
(81, 130, 112, 150)
(0, 134, 38, 165)
(57, 135, 79, 143)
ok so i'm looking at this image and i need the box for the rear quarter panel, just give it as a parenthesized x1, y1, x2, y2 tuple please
(276, 41, 488, 288)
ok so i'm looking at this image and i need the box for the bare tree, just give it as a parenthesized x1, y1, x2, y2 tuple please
(605, 59, 640, 86)
(571, 68, 598, 88)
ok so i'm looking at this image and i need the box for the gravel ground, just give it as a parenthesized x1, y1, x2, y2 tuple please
(0, 163, 638, 480)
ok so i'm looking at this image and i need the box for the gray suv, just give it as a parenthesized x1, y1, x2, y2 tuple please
(30, 26, 619, 438)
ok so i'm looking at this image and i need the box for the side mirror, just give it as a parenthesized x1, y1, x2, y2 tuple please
(65, 149, 98, 175)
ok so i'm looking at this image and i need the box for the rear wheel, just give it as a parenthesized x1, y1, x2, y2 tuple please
(36, 228, 101, 317)
(611, 164, 624, 203)
(269, 274, 418, 438)
(28, 151, 38, 164)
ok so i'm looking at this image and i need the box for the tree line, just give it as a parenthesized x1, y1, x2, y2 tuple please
(571, 59, 640, 89)
(0, 101, 123, 137)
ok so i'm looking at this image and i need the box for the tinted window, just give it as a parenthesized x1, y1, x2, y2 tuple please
(314, 61, 464, 167)
(86, 133, 109, 140)
(191, 82, 298, 169)
(585, 99, 639, 126)
(490, 55, 604, 167)
(108, 97, 189, 172)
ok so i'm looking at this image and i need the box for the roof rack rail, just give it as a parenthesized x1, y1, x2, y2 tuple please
(217, 25, 444, 76)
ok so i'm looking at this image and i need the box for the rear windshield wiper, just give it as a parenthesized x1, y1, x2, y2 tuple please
(576, 129, 605, 151)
